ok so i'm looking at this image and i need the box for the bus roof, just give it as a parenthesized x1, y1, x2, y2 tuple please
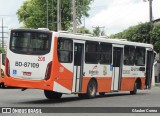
(10, 29, 153, 49)
(57, 32, 153, 49)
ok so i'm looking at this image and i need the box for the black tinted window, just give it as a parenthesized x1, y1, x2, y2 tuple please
(135, 47, 146, 66)
(85, 41, 99, 64)
(124, 46, 135, 66)
(58, 38, 73, 63)
(100, 43, 112, 64)
(10, 30, 51, 55)
(2, 54, 6, 66)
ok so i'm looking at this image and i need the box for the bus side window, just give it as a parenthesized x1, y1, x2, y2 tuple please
(99, 43, 112, 64)
(124, 45, 135, 66)
(135, 47, 146, 66)
(2, 54, 6, 66)
(57, 38, 73, 63)
(85, 41, 99, 64)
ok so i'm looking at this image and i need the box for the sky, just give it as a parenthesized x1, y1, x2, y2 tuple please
(0, 0, 160, 36)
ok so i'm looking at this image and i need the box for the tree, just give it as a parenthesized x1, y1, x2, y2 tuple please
(150, 22, 160, 51)
(77, 27, 91, 34)
(17, 0, 94, 31)
(110, 22, 160, 52)
(0, 47, 5, 53)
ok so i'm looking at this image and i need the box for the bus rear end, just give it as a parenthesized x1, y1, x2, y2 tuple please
(4, 29, 54, 91)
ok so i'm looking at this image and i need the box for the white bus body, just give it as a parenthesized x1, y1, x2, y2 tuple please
(4, 29, 154, 99)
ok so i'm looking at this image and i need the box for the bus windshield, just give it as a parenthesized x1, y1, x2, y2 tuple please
(10, 30, 52, 55)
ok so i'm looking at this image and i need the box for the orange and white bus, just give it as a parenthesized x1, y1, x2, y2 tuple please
(4, 28, 154, 99)
(0, 53, 6, 88)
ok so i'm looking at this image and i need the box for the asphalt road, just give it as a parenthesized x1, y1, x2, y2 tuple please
(0, 87, 160, 107)
(0, 87, 160, 115)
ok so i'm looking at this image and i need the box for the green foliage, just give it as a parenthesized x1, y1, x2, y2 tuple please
(93, 27, 101, 36)
(110, 22, 160, 51)
(77, 27, 91, 34)
(0, 47, 5, 53)
(92, 26, 106, 37)
(151, 23, 160, 51)
(17, 0, 93, 31)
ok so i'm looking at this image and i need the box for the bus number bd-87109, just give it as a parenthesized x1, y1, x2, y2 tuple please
(15, 61, 39, 68)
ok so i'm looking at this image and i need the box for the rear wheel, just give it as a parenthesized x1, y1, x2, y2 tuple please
(86, 80, 97, 99)
(0, 83, 5, 88)
(44, 90, 62, 99)
(130, 82, 137, 95)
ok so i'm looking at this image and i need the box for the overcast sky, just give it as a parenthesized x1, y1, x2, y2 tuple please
(0, 0, 160, 36)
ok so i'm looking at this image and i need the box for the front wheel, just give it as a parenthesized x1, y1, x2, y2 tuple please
(130, 82, 137, 95)
(44, 90, 62, 99)
(86, 80, 97, 99)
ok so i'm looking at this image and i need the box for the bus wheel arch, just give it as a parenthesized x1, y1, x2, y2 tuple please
(86, 78, 98, 99)
(135, 78, 142, 89)
(130, 78, 141, 95)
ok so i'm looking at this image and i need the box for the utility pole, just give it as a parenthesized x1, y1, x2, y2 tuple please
(144, 0, 153, 44)
(52, 0, 54, 30)
(72, 0, 77, 33)
(46, 0, 48, 28)
(149, 0, 153, 23)
(0, 18, 7, 49)
(57, 0, 61, 31)
(149, 0, 153, 44)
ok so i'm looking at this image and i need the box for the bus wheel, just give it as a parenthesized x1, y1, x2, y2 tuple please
(44, 90, 62, 99)
(86, 80, 97, 99)
(130, 82, 137, 95)
(0, 83, 5, 88)
(1, 84, 5, 88)
(99, 92, 105, 96)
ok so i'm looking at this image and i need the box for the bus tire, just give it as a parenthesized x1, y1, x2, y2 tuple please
(44, 90, 62, 99)
(130, 82, 137, 95)
(0, 83, 5, 88)
(99, 92, 105, 96)
(86, 79, 97, 99)
(1, 84, 5, 88)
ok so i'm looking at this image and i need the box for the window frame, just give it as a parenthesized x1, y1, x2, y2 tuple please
(10, 30, 52, 55)
(99, 42, 112, 64)
(85, 41, 99, 64)
(57, 37, 73, 63)
(124, 45, 135, 66)
(135, 47, 146, 66)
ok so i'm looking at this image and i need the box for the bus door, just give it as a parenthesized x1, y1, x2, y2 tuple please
(146, 51, 153, 89)
(111, 47, 123, 91)
(72, 41, 84, 92)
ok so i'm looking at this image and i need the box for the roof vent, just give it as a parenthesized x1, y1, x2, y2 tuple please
(38, 28, 50, 31)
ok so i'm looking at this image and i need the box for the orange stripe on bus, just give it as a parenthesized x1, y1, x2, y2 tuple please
(81, 77, 112, 93)
(0, 77, 3, 83)
(120, 77, 145, 91)
(4, 77, 52, 90)
(51, 37, 73, 91)
(97, 77, 112, 92)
